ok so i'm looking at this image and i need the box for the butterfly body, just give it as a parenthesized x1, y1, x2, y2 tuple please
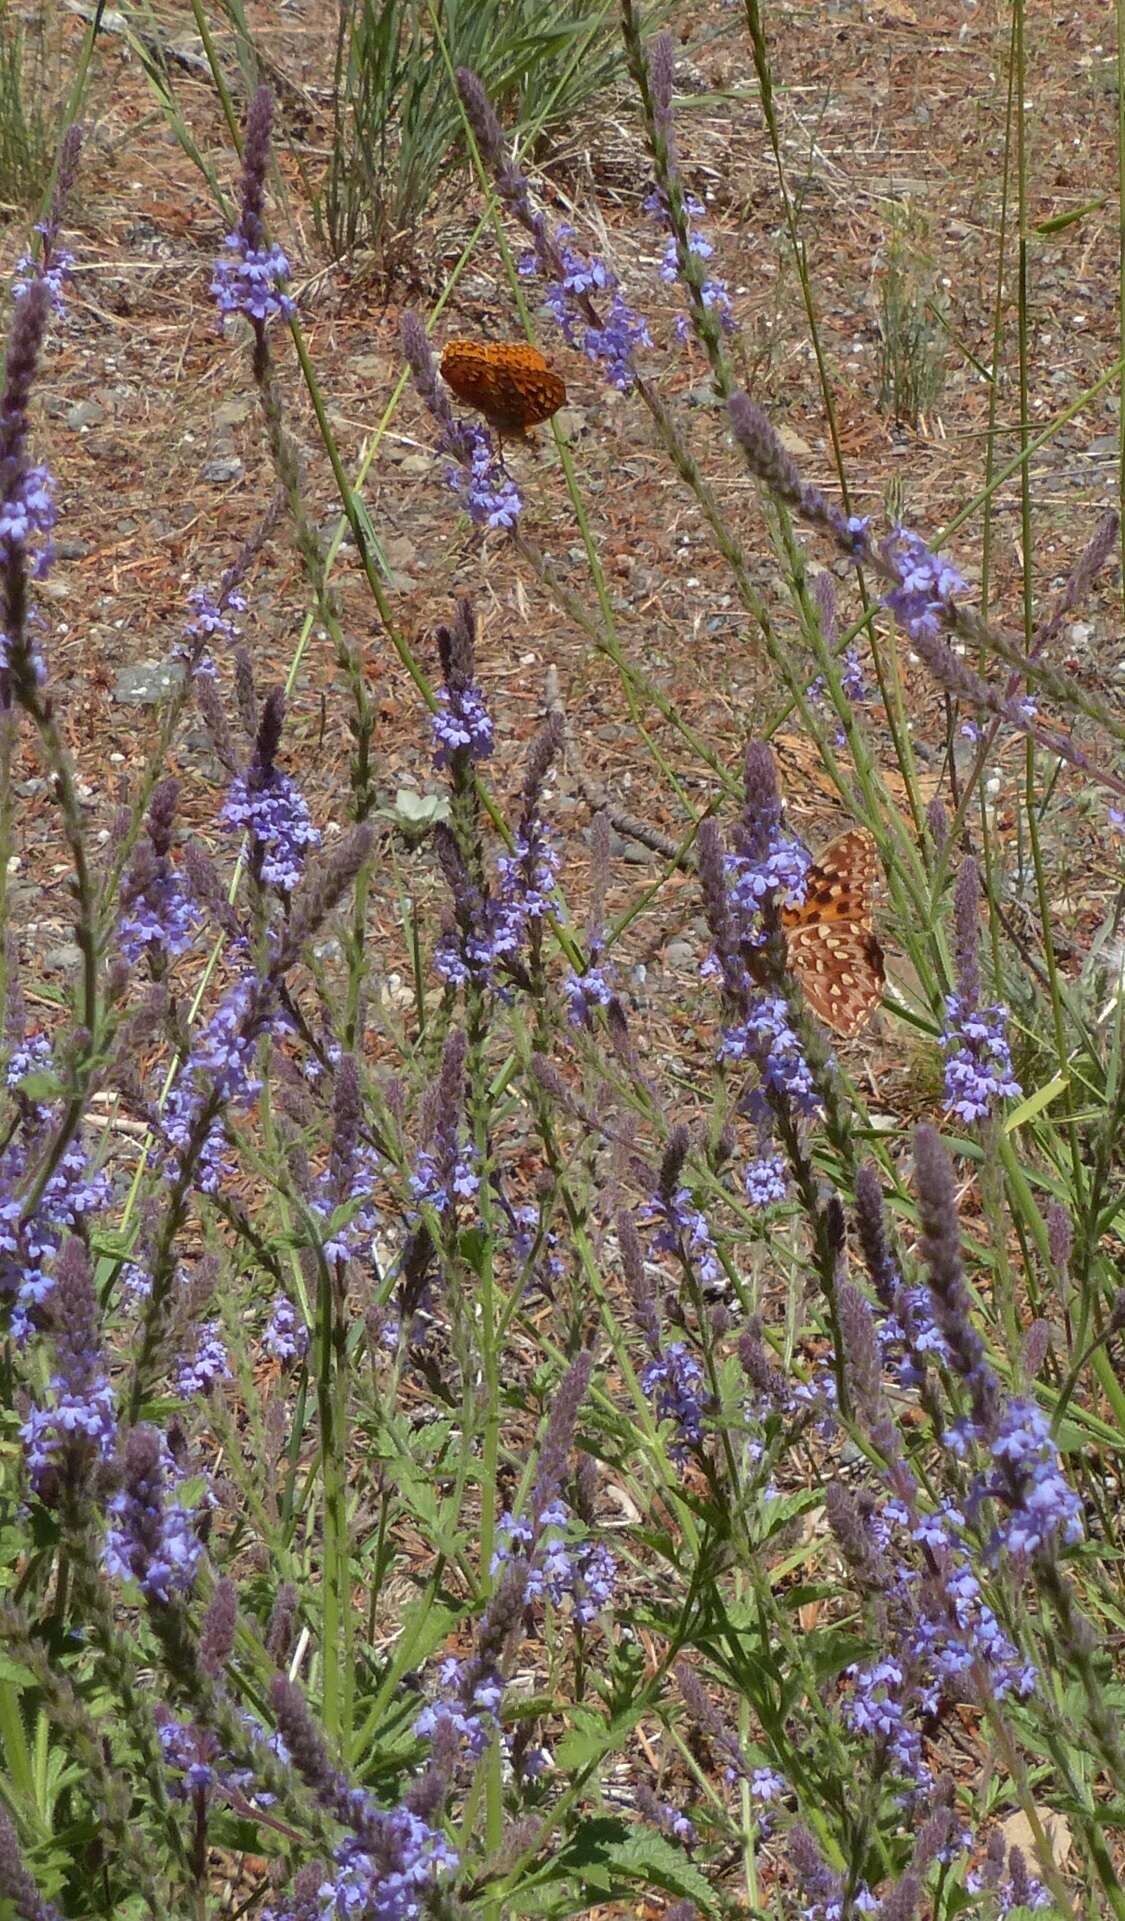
(780, 829, 884, 1037)
(439, 339, 567, 437)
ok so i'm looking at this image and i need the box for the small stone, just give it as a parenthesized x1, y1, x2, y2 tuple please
(200, 456, 243, 483)
(66, 399, 105, 430)
(44, 943, 83, 975)
(113, 660, 186, 705)
(214, 396, 253, 428)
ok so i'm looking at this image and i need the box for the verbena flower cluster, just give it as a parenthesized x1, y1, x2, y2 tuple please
(521, 225, 653, 391)
(645, 185, 734, 338)
(426, 608, 564, 995)
(880, 523, 968, 646)
(211, 91, 295, 328)
(941, 858, 1021, 1124)
(456, 69, 652, 394)
(942, 994, 1021, 1123)
(118, 780, 201, 964)
(212, 234, 295, 327)
(492, 1499, 617, 1626)
(1, 1025, 111, 1341)
(103, 1423, 205, 1603)
(221, 763, 321, 894)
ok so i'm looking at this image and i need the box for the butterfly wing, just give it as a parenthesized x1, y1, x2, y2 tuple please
(439, 341, 491, 408)
(782, 830, 884, 1037)
(783, 918, 885, 1036)
(440, 341, 565, 433)
(478, 348, 565, 430)
(518, 366, 567, 426)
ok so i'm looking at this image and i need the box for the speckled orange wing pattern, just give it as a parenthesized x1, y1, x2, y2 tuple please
(439, 340, 566, 436)
(781, 829, 884, 1038)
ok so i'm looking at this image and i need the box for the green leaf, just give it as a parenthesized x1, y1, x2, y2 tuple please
(12, 1069, 63, 1104)
(458, 1225, 491, 1276)
(1004, 1073, 1069, 1132)
(0, 1656, 41, 1688)
(1034, 196, 1105, 233)
(386, 788, 449, 833)
(604, 1826, 715, 1904)
(553, 1704, 643, 1771)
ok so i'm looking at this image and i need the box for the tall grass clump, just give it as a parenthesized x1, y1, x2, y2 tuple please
(876, 205, 947, 427)
(0, 1, 62, 211)
(0, 2, 1122, 1916)
(316, 0, 629, 274)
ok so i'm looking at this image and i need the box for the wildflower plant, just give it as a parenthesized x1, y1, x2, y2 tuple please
(0, 15, 1123, 1921)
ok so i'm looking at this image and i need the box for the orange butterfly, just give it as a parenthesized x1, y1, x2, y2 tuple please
(780, 829, 885, 1037)
(439, 339, 566, 438)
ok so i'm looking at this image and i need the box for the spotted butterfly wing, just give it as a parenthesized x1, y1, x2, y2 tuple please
(781, 829, 884, 1038)
(439, 340, 566, 436)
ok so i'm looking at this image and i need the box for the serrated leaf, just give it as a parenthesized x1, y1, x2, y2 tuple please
(458, 1225, 490, 1276)
(556, 1813, 628, 1867)
(552, 1707, 610, 1770)
(605, 1827, 715, 1904)
(0, 1655, 38, 1687)
(553, 1705, 642, 1771)
(13, 1069, 63, 1103)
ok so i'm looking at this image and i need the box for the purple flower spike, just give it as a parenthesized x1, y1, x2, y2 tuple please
(942, 996, 1021, 1123)
(564, 960, 614, 1026)
(12, 127, 81, 314)
(986, 1398, 1083, 1560)
(264, 1293, 309, 1363)
(0, 1801, 62, 1921)
(220, 691, 321, 893)
(103, 1423, 204, 1604)
(19, 1239, 117, 1502)
(881, 523, 967, 647)
(446, 425, 523, 529)
(221, 765, 320, 892)
(649, 189, 734, 336)
(641, 1341, 707, 1456)
(939, 855, 1020, 1123)
(720, 995, 818, 1112)
(0, 463, 55, 573)
(744, 1152, 787, 1208)
(212, 234, 295, 327)
(175, 1319, 232, 1398)
(118, 779, 200, 964)
(431, 680, 493, 768)
(455, 69, 651, 393)
(211, 89, 295, 329)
